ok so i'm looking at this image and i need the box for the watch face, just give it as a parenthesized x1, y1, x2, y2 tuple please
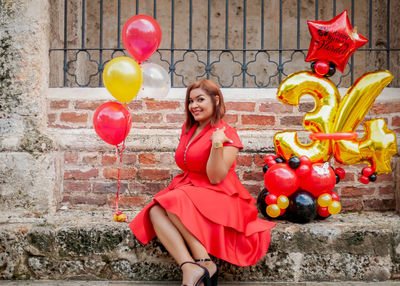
(214, 142, 223, 148)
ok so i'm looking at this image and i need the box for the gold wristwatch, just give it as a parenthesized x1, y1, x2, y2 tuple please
(213, 142, 223, 149)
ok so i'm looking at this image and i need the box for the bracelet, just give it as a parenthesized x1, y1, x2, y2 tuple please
(213, 142, 223, 149)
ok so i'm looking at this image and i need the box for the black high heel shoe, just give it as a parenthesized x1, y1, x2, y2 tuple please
(195, 258, 218, 286)
(180, 261, 211, 286)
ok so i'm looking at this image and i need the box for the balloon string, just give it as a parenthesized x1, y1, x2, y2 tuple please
(114, 141, 126, 212)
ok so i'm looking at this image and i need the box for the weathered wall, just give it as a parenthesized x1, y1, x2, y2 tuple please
(1, 0, 399, 217)
(47, 87, 400, 213)
(0, 0, 59, 215)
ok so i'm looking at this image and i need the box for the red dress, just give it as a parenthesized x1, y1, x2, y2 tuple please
(129, 120, 275, 266)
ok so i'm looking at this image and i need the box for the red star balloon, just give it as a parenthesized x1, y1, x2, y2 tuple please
(305, 10, 368, 73)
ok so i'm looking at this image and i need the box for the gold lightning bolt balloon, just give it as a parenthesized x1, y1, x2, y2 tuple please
(274, 71, 340, 162)
(334, 71, 394, 132)
(333, 71, 397, 174)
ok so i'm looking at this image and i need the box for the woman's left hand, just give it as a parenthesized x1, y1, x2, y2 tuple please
(210, 126, 233, 145)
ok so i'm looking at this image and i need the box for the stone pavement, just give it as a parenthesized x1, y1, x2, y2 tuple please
(0, 281, 400, 285)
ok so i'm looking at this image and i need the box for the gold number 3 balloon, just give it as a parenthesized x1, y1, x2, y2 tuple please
(274, 70, 397, 174)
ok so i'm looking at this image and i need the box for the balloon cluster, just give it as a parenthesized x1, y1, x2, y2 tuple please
(94, 15, 169, 147)
(257, 10, 397, 223)
(92, 15, 169, 222)
(258, 154, 342, 223)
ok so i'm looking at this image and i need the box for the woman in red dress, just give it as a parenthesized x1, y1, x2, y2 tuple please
(129, 79, 275, 286)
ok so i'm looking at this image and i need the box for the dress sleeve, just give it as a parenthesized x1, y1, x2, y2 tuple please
(223, 125, 243, 150)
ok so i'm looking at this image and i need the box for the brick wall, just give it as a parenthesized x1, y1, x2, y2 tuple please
(47, 88, 400, 213)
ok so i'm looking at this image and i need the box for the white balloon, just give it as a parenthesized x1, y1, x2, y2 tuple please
(138, 63, 171, 98)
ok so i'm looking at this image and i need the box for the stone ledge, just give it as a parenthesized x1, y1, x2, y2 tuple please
(0, 211, 399, 282)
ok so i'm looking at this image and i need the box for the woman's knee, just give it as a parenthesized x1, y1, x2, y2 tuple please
(149, 204, 166, 221)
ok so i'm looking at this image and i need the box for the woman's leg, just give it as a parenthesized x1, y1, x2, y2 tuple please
(149, 205, 207, 285)
(166, 210, 217, 277)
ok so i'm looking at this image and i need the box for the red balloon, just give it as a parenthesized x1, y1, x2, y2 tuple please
(266, 159, 277, 167)
(299, 155, 312, 167)
(314, 60, 330, 76)
(362, 166, 374, 177)
(334, 167, 346, 180)
(265, 194, 278, 205)
(318, 206, 330, 217)
(360, 175, 370, 184)
(122, 15, 162, 63)
(264, 163, 299, 197)
(296, 164, 311, 178)
(305, 10, 368, 72)
(300, 163, 336, 198)
(331, 192, 340, 202)
(264, 155, 275, 164)
(93, 102, 132, 146)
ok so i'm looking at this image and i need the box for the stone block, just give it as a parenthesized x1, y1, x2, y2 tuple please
(0, 152, 58, 214)
(0, 211, 398, 282)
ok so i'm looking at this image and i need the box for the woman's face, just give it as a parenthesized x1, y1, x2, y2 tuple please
(188, 88, 219, 126)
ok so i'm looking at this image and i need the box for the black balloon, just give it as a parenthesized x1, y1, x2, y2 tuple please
(311, 62, 316, 73)
(275, 157, 285, 163)
(326, 62, 336, 77)
(335, 173, 340, 184)
(369, 173, 377, 182)
(256, 188, 269, 218)
(263, 164, 269, 173)
(286, 190, 317, 223)
(288, 156, 301, 169)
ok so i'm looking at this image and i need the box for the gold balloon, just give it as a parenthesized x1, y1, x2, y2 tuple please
(328, 201, 341, 215)
(266, 204, 281, 218)
(317, 193, 332, 207)
(275, 71, 340, 162)
(103, 57, 143, 103)
(334, 71, 393, 132)
(277, 195, 289, 209)
(332, 71, 397, 174)
(275, 70, 397, 174)
(335, 119, 397, 174)
(275, 131, 328, 163)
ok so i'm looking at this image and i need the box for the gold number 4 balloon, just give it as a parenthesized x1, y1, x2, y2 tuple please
(274, 70, 397, 174)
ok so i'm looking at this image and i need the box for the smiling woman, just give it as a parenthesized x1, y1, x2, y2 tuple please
(129, 79, 275, 286)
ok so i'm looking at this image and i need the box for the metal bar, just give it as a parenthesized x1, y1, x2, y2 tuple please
(99, 0, 103, 86)
(261, 0, 264, 49)
(333, 0, 336, 16)
(154, 0, 157, 19)
(225, 0, 229, 49)
(171, 0, 175, 85)
(81, 0, 85, 49)
(278, 0, 282, 82)
(387, 0, 390, 70)
(315, 0, 318, 20)
(297, 0, 300, 49)
(117, 0, 121, 49)
(189, 0, 192, 50)
(242, 0, 246, 87)
(350, 0, 354, 84)
(63, 0, 68, 86)
(136, 0, 139, 15)
(206, 0, 210, 79)
(369, 0, 372, 49)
